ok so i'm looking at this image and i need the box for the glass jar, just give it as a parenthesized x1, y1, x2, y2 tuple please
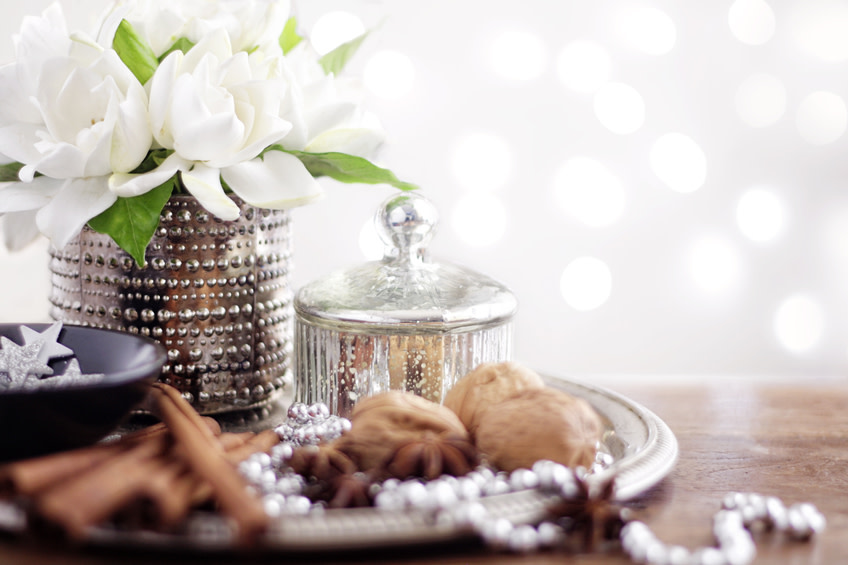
(293, 193, 518, 416)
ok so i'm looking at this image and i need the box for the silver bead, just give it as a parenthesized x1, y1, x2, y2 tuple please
(691, 546, 725, 565)
(508, 524, 540, 553)
(286, 402, 310, 424)
(509, 468, 539, 491)
(263, 493, 285, 518)
(482, 477, 511, 496)
(283, 495, 312, 515)
(536, 521, 565, 547)
(424, 480, 458, 511)
(479, 517, 513, 549)
(764, 496, 787, 530)
(644, 539, 669, 565)
(270, 443, 294, 465)
(397, 480, 429, 508)
(307, 402, 330, 421)
(722, 492, 747, 511)
(453, 477, 482, 501)
(665, 545, 692, 565)
(532, 460, 570, 492)
(721, 536, 756, 565)
(374, 489, 405, 511)
(238, 459, 263, 483)
(253, 452, 272, 469)
(274, 475, 305, 496)
(786, 503, 826, 540)
(444, 501, 487, 528)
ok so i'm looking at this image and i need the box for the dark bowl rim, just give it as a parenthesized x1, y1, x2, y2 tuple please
(0, 322, 166, 395)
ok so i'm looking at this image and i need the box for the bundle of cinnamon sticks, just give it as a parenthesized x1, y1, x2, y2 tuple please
(0, 383, 279, 545)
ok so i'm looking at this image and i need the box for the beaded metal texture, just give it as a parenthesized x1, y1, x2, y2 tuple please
(48, 196, 292, 413)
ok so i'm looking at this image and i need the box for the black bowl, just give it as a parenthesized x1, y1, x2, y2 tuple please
(0, 323, 166, 462)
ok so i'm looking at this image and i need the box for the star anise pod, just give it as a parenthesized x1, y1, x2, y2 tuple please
(324, 472, 375, 508)
(383, 433, 479, 480)
(546, 473, 626, 552)
(287, 444, 357, 482)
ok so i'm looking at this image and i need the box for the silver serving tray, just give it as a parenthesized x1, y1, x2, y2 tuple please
(0, 375, 678, 553)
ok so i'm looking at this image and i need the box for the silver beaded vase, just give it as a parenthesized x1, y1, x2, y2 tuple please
(47, 195, 292, 414)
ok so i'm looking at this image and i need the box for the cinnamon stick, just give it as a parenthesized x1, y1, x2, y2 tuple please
(0, 423, 170, 498)
(34, 433, 171, 539)
(147, 383, 269, 543)
(138, 431, 273, 529)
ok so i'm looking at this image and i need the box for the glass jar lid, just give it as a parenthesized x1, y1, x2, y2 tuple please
(294, 193, 518, 334)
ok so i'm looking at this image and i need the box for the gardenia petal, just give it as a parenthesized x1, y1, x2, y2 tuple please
(109, 152, 190, 196)
(0, 64, 40, 125)
(35, 177, 116, 249)
(111, 80, 153, 173)
(1, 210, 41, 251)
(13, 3, 71, 95)
(221, 150, 323, 209)
(0, 176, 62, 213)
(305, 128, 385, 159)
(181, 162, 240, 220)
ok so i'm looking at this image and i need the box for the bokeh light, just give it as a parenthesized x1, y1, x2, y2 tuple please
(560, 257, 613, 311)
(489, 30, 548, 81)
(789, 0, 848, 62)
(450, 193, 508, 247)
(613, 5, 677, 55)
(735, 73, 786, 127)
(556, 40, 612, 93)
(736, 187, 786, 243)
(774, 294, 825, 353)
(553, 157, 626, 227)
(593, 82, 646, 135)
(650, 133, 708, 193)
(688, 235, 743, 293)
(363, 50, 416, 100)
(796, 91, 847, 145)
(449, 132, 514, 193)
(728, 0, 776, 46)
(310, 11, 365, 55)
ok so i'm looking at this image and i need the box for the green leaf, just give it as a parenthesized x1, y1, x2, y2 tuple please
(319, 32, 368, 75)
(279, 17, 303, 55)
(87, 178, 176, 266)
(130, 149, 174, 175)
(113, 19, 159, 84)
(0, 162, 24, 183)
(158, 37, 195, 62)
(275, 148, 417, 191)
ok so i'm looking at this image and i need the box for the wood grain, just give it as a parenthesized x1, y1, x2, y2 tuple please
(1, 379, 845, 564)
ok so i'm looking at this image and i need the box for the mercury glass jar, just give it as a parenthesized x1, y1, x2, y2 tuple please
(294, 193, 518, 416)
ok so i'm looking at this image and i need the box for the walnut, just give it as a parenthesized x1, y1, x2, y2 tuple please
(383, 432, 479, 480)
(443, 362, 545, 438)
(474, 388, 604, 472)
(334, 391, 468, 473)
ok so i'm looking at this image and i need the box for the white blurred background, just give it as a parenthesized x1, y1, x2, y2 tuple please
(3, 0, 848, 382)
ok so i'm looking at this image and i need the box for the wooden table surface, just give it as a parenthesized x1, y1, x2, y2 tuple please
(0, 378, 846, 564)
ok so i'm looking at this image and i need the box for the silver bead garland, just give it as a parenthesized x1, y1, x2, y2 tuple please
(239, 402, 826, 563)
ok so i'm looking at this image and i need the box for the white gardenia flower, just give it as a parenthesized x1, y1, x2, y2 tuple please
(0, 3, 151, 249)
(97, 0, 291, 57)
(110, 27, 323, 220)
(279, 43, 385, 158)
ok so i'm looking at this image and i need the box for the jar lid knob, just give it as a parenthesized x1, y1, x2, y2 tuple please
(376, 193, 438, 262)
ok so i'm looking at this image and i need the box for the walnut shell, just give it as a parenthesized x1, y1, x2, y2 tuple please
(443, 362, 545, 438)
(474, 387, 604, 472)
(334, 391, 468, 472)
